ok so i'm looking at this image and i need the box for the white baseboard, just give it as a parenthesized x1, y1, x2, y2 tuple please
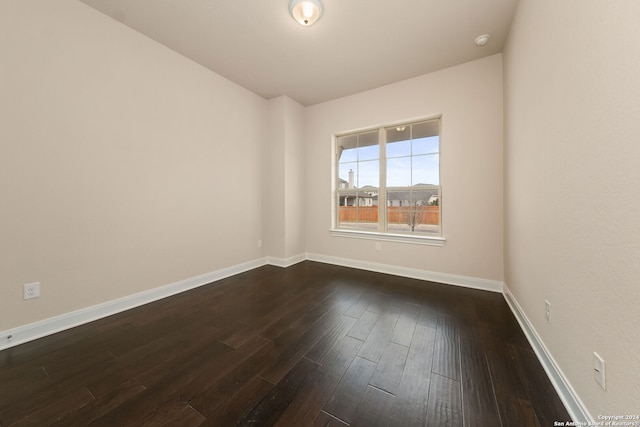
(305, 252, 504, 293)
(1, 252, 586, 423)
(502, 284, 592, 423)
(266, 254, 306, 268)
(0, 253, 503, 351)
(5, 252, 581, 426)
(0, 257, 268, 351)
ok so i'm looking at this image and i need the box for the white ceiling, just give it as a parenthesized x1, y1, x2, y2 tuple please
(81, 0, 519, 106)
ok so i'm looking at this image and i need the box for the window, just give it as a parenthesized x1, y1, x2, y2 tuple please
(334, 117, 442, 243)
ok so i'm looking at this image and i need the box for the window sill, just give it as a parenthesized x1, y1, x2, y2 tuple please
(329, 229, 445, 246)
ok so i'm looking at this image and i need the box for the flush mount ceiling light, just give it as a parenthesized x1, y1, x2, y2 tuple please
(290, 0, 323, 26)
(474, 34, 490, 46)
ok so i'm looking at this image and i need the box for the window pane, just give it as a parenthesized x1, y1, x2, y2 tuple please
(337, 191, 378, 231)
(358, 130, 379, 161)
(412, 154, 439, 185)
(413, 136, 439, 155)
(386, 139, 411, 158)
(337, 134, 357, 163)
(338, 204, 357, 228)
(387, 157, 411, 187)
(355, 206, 377, 230)
(358, 160, 379, 187)
(358, 144, 378, 161)
(412, 120, 439, 139)
(386, 190, 411, 207)
(411, 188, 438, 206)
(386, 189, 440, 235)
(386, 126, 410, 143)
(337, 190, 357, 206)
(338, 163, 357, 189)
(387, 190, 412, 232)
(387, 210, 413, 233)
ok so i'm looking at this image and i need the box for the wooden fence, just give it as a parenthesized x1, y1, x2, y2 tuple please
(339, 206, 439, 225)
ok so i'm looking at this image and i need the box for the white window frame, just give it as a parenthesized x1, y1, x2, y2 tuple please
(330, 116, 445, 246)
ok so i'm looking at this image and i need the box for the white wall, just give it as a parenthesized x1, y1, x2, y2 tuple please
(304, 55, 504, 283)
(283, 98, 306, 258)
(264, 98, 287, 259)
(503, 0, 640, 417)
(0, 0, 267, 330)
(264, 96, 305, 260)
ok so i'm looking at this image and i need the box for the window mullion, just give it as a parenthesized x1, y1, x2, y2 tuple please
(378, 127, 386, 232)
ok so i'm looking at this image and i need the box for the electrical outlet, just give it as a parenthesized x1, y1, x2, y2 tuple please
(375, 242, 382, 251)
(24, 282, 40, 300)
(545, 300, 551, 322)
(257, 240, 262, 248)
(593, 352, 606, 390)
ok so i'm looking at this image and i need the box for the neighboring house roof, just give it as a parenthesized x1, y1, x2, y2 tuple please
(387, 189, 438, 202)
(340, 184, 437, 202)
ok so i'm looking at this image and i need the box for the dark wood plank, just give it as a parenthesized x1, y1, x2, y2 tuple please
(236, 357, 320, 426)
(458, 298, 501, 427)
(304, 314, 357, 364)
(509, 398, 542, 427)
(389, 303, 419, 347)
(417, 300, 439, 328)
(344, 291, 377, 319)
(369, 341, 409, 395)
(188, 330, 303, 417)
(7, 387, 94, 427)
(275, 336, 363, 426)
(49, 379, 146, 426)
(169, 335, 270, 414)
(134, 403, 205, 427)
(426, 373, 463, 427)
(0, 344, 115, 413)
(133, 339, 235, 390)
(313, 411, 349, 427)
(0, 363, 48, 395)
(258, 290, 337, 341)
(350, 385, 395, 427)
(84, 341, 234, 426)
(388, 324, 436, 426)
(187, 348, 277, 416)
(460, 351, 501, 427)
(357, 306, 401, 363)
(87, 323, 224, 397)
(510, 344, 570, 427)
(260, 310, 351, 384)
(200, 375, 273, 427)
(0, 357, 113, 425)
(365, 292, 397, 313)
(432, 313, 461, 380)
(346, 310, 379, 341)
(221, 285, 319, 349)
(484, 331, 541, 427)
(323, 356, 377, 424)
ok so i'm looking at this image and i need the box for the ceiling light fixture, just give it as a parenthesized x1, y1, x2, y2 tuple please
(290, 0, 323, 26)
(474, 34, 490, 47)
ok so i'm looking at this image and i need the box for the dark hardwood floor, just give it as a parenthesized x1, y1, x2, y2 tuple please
(0, 261, 570, 426)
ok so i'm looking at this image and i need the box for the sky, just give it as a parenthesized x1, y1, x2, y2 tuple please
(338, 136, 440, 188)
